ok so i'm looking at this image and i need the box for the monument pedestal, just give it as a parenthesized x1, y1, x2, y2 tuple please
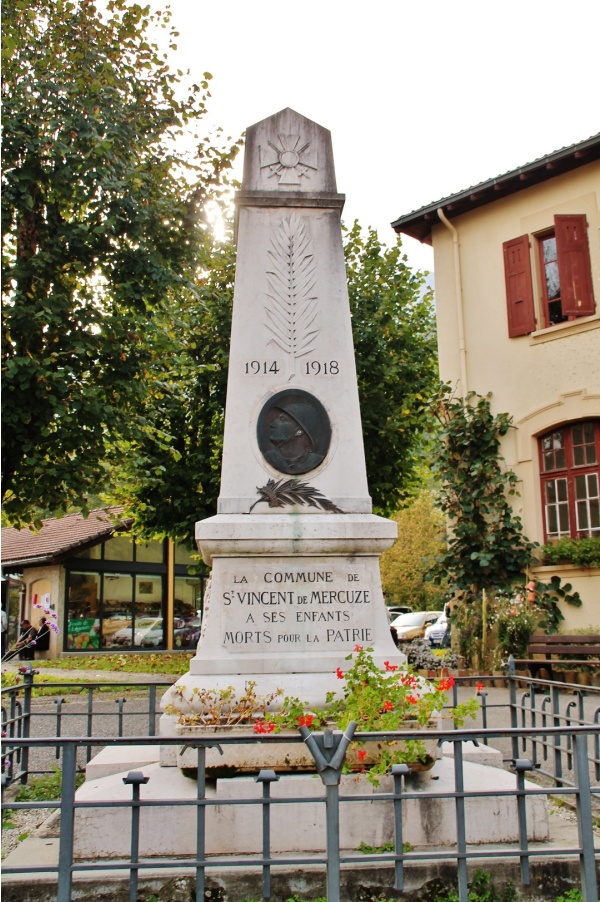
(161, 512, 401, 725)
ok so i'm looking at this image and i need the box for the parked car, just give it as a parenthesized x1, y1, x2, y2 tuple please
(390, 610, 443, 643)
(173, 616, 202, 648)
(113, 616, 163, 648)
(386, 605, 413, 622)
(424, 613, 449, 647)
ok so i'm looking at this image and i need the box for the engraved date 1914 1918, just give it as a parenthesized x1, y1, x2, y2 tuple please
(244, 360, 340, 375)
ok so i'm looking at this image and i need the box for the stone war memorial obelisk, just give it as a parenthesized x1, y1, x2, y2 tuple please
(69, 110, 549, 867)
(161, 107, 401, 728)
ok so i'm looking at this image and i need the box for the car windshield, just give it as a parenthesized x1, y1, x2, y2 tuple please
(393, 612, 427, 627)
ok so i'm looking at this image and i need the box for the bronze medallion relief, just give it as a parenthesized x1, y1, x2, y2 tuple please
(257, 390, 331, 475)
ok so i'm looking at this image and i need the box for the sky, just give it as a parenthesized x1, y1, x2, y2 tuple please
(153, 0, 599, 273)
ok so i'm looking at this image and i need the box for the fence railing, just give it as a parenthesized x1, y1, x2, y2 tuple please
(1, 726, 599, 902)
(2, 669, 599, 902)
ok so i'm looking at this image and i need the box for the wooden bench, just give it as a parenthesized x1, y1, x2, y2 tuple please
(513, 634, 600, 680)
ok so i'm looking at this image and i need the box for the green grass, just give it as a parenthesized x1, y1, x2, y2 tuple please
(35, 652, 192, 676)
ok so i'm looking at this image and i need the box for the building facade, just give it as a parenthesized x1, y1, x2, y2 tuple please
(1, 509, 205, 657)
(392, 135, 600, 627)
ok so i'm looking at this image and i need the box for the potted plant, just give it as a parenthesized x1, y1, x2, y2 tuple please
(167, 645, 480, 784)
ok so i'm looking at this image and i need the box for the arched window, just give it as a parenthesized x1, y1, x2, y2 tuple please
(539, 420, 600, 541)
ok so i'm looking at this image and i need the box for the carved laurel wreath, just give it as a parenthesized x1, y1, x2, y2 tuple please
(248, 479, 343, 514)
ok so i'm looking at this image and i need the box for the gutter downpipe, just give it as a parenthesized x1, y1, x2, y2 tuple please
(437, 207, 468, 399)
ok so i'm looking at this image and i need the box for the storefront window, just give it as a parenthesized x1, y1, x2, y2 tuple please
(67, 572, 101, 650)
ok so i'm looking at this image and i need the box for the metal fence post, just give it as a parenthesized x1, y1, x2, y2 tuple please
(299, 722, 357, 902)
(572, 732, 599, 902)
(507, 656, 520, 763)
(391, 763, 411, 891)
(452, 740, 469, 902)
(20, 663, 34, 784)
(53, 698, 65, 760)
(256, 769, 279, 901)
(56, 742, 77, 902)
(512, 758, 533, 886)
(195, 745, 207, 902)
(123, 770, 150, 902)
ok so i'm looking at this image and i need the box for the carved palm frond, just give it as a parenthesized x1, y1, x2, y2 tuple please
(265, 214, 320, 362)
(248, 479, 343, 514)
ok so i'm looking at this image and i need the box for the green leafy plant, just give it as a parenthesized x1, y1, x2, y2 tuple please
(356, 840, 412, 854)
(532, 577, 582, 633)
(319, 647, 478, 783)
(167, 647, 479, 784)
(14, 767, 85, 802)
(433, 869, 518, 902)
(540, 537, 600, 568)
(554, 890, 582, 902)
(431, 388, 535, 600)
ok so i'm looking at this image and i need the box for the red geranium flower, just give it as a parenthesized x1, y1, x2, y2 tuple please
(384, 661, 398, 672)
(336, 667, 344, 679)
(382, 700, 394, 712)
(354, 644, 363, 652)
(358, 749, 367, 761)
(297, 714, 314, 728)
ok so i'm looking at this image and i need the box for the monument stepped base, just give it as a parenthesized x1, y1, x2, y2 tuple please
(71, 749, 549, 859)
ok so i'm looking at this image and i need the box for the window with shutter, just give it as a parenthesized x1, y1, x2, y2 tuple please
(506, 214, 596, 334)
(554, 214, 595, 317)
(503, 234, 536, 337)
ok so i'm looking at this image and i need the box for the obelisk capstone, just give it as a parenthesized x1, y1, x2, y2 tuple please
(161, 108, 401, 722)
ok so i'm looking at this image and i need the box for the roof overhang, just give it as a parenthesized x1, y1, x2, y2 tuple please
(391, 134, 600, 245)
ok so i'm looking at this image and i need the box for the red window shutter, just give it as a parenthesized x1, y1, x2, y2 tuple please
(503, 235, 536, 337)
(555, 214, 595, 316)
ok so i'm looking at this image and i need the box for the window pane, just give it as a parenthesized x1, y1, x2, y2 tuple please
(542, 235, 557, 264)
(541, 430, 565, 471)
(590, 499, 600, 531)
(576, 500, 589, 530)
(134, 576, 164, 648)
(72, 544, 101, 560)
(103, 535, 134, 561)
(544, 260, 561, 301)
(136, 540, 165, 564)
(66, 572, 101, 650)
(175, 542, 196, 566)
(173, 576, 202, 649)
(572, 421, 597, 467)
(558, 502, 570, 533)
(544, 479, 570, 539)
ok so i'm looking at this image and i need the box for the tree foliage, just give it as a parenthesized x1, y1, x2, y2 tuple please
(430, 388, 535, 599)
(1, 0, 240, 527)
(379, 490, 448, 610)
(345, 223, 438, 515)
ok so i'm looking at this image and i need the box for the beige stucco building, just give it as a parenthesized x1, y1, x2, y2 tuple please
(392, 135, 600, 629)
